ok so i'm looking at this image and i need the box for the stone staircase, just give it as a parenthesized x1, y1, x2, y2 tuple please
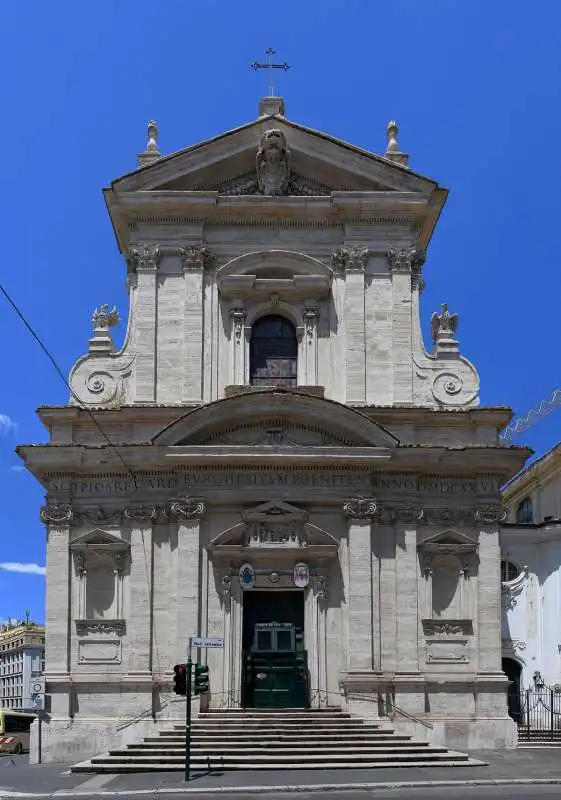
(518, 728, 561, 747)
(71, 708, 481, 772)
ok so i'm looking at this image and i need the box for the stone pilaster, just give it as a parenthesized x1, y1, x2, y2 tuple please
(170, 498, 206, 664)
(343, 248, 368, 403)
(123, 506, 156, 676)
(229, 307, 247, 386)
(343, 499, 376, 670)
(387, 248, 425, 404)
(180, 244, 208, 402)
(376, 524, 397, 673)
(41, 505, 73, 678)
(127, 245, 160, 402)
(395, 526, 420, 672)
(303, 306, 320, 386)
(477, 523, 503, 673)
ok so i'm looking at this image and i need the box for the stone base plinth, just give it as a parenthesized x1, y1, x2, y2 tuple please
(29, 716, 183, 764)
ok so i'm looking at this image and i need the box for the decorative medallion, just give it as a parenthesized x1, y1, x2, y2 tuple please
(239, 563, 256, 590)
(293, 562, 310, 589)
(256, 672, 267, 680)
(269, 572, 280, 584)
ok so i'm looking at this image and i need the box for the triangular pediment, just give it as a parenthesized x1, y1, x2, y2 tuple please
(70, 529, 128, 549)
(242, 501, 308, 523)
(110, 116, 437, 196)
(208, 505, 338, 555)
(419, 528, 478, 548)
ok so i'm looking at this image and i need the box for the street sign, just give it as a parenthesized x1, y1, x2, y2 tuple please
(30, 695, 45, 710)
(191, 637, 224, 649)
(30, 677, 45, 695)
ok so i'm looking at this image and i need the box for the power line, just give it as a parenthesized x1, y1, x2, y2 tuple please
(0, 283, 138, 489)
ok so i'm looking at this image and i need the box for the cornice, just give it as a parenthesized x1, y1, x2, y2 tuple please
(108, 191, 431, 253)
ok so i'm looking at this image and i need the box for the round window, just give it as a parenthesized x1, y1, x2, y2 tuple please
(501, 560, 520, 582)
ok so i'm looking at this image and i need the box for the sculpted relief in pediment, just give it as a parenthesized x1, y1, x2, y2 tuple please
(199, 422, 352, 447)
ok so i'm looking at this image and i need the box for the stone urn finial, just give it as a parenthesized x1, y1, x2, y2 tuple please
(137, 119, 161, 167)
(384, 119, 409, 167)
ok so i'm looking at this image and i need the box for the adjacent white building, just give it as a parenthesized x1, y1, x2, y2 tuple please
(501, 441, 561, 696)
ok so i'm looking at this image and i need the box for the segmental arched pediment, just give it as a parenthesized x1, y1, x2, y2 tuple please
(153, 389, 398, 448)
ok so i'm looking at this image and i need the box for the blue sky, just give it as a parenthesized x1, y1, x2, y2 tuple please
(0, 0, 560, 624)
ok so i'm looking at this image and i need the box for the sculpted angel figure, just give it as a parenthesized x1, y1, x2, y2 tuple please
(256, 129, 291, 195)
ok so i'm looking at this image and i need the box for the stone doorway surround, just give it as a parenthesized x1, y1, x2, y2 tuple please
(207, 500, 336, 709)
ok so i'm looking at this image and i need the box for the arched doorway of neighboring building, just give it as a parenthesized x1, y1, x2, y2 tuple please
(503, 656, 523, 723)
(249, 315, 298, 387)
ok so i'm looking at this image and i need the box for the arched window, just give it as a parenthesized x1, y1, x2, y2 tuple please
(501, 560, 520, 582)
(250, 315, 297, 387)
(516, 496, 533, 524)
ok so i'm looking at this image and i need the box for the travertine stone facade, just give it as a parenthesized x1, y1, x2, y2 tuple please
(19, 100, 530, 763)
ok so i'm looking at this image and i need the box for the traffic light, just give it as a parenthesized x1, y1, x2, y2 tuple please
(194, 663, 209, 695)
(173, 663, 187, 696)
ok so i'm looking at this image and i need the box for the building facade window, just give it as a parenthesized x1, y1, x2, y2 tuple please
(516, 496, 533, 524)
(501, 560, 521, 582)
(249, 315, 297, 388)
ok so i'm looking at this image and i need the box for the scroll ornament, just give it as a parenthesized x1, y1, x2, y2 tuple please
(168, 498, 207, 519)
(343, 498, 377, 519)
(40, 504, 73, 524)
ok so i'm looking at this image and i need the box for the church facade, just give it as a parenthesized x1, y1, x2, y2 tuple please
(20, 97, 530, 763)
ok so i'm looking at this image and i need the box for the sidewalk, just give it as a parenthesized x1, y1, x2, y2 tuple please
(1, 749, 561, 797)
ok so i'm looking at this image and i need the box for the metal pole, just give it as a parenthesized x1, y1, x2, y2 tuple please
(37, 710, 42, 765)
(184, 637, 193, 783)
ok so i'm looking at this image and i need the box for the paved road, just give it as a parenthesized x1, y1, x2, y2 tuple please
(3, 751, 561, 798)
(11, 788, 560, 800)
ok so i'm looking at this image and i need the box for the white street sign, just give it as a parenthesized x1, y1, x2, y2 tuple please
(191, 637, 224, 649)
(30, 677, 45, 695)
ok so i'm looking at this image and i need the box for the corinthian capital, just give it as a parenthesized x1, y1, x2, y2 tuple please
(126, 244, 161, 273)
(387, 247, 425, 274)
(168, 498, 207, 519)
(179, 244, 213, 271)
(330, 246, 369, 273)
(343, 498, 377, 520)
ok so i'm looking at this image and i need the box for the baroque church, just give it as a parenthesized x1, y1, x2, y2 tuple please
(19, 94, 531, 763)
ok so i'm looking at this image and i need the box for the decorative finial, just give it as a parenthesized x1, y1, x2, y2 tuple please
(431, 303, 460, 356)
(384, 120, 409, 167)
(89, 305, 120, 354)
(91, 304, 120, 330)
(386, 121, 399, 152)
(146, 120, 159, 153)
(137, 120, 161, 167)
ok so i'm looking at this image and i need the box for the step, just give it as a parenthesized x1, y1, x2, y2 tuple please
(91, 750, 467, 765)
(175, 722, 382, 730)
(116, 744, 438, 756)
(143, 734, 410, 744)
(72, 758, 478, 773)
(203, 707, 345, 713)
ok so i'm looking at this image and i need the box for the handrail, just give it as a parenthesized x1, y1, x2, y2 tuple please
(386, 701, 433, 730)
(309, 688, 434, 730)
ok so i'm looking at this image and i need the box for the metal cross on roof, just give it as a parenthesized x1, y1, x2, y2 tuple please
(251, 48, 290, 97)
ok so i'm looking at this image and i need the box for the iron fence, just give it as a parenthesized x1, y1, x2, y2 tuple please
(510, 684, 561, 734)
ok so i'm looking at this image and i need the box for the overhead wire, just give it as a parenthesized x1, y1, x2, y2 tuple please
(0, 282, 139, 489)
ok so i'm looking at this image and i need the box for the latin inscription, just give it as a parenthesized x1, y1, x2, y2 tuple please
(47, 471, 501, 497)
